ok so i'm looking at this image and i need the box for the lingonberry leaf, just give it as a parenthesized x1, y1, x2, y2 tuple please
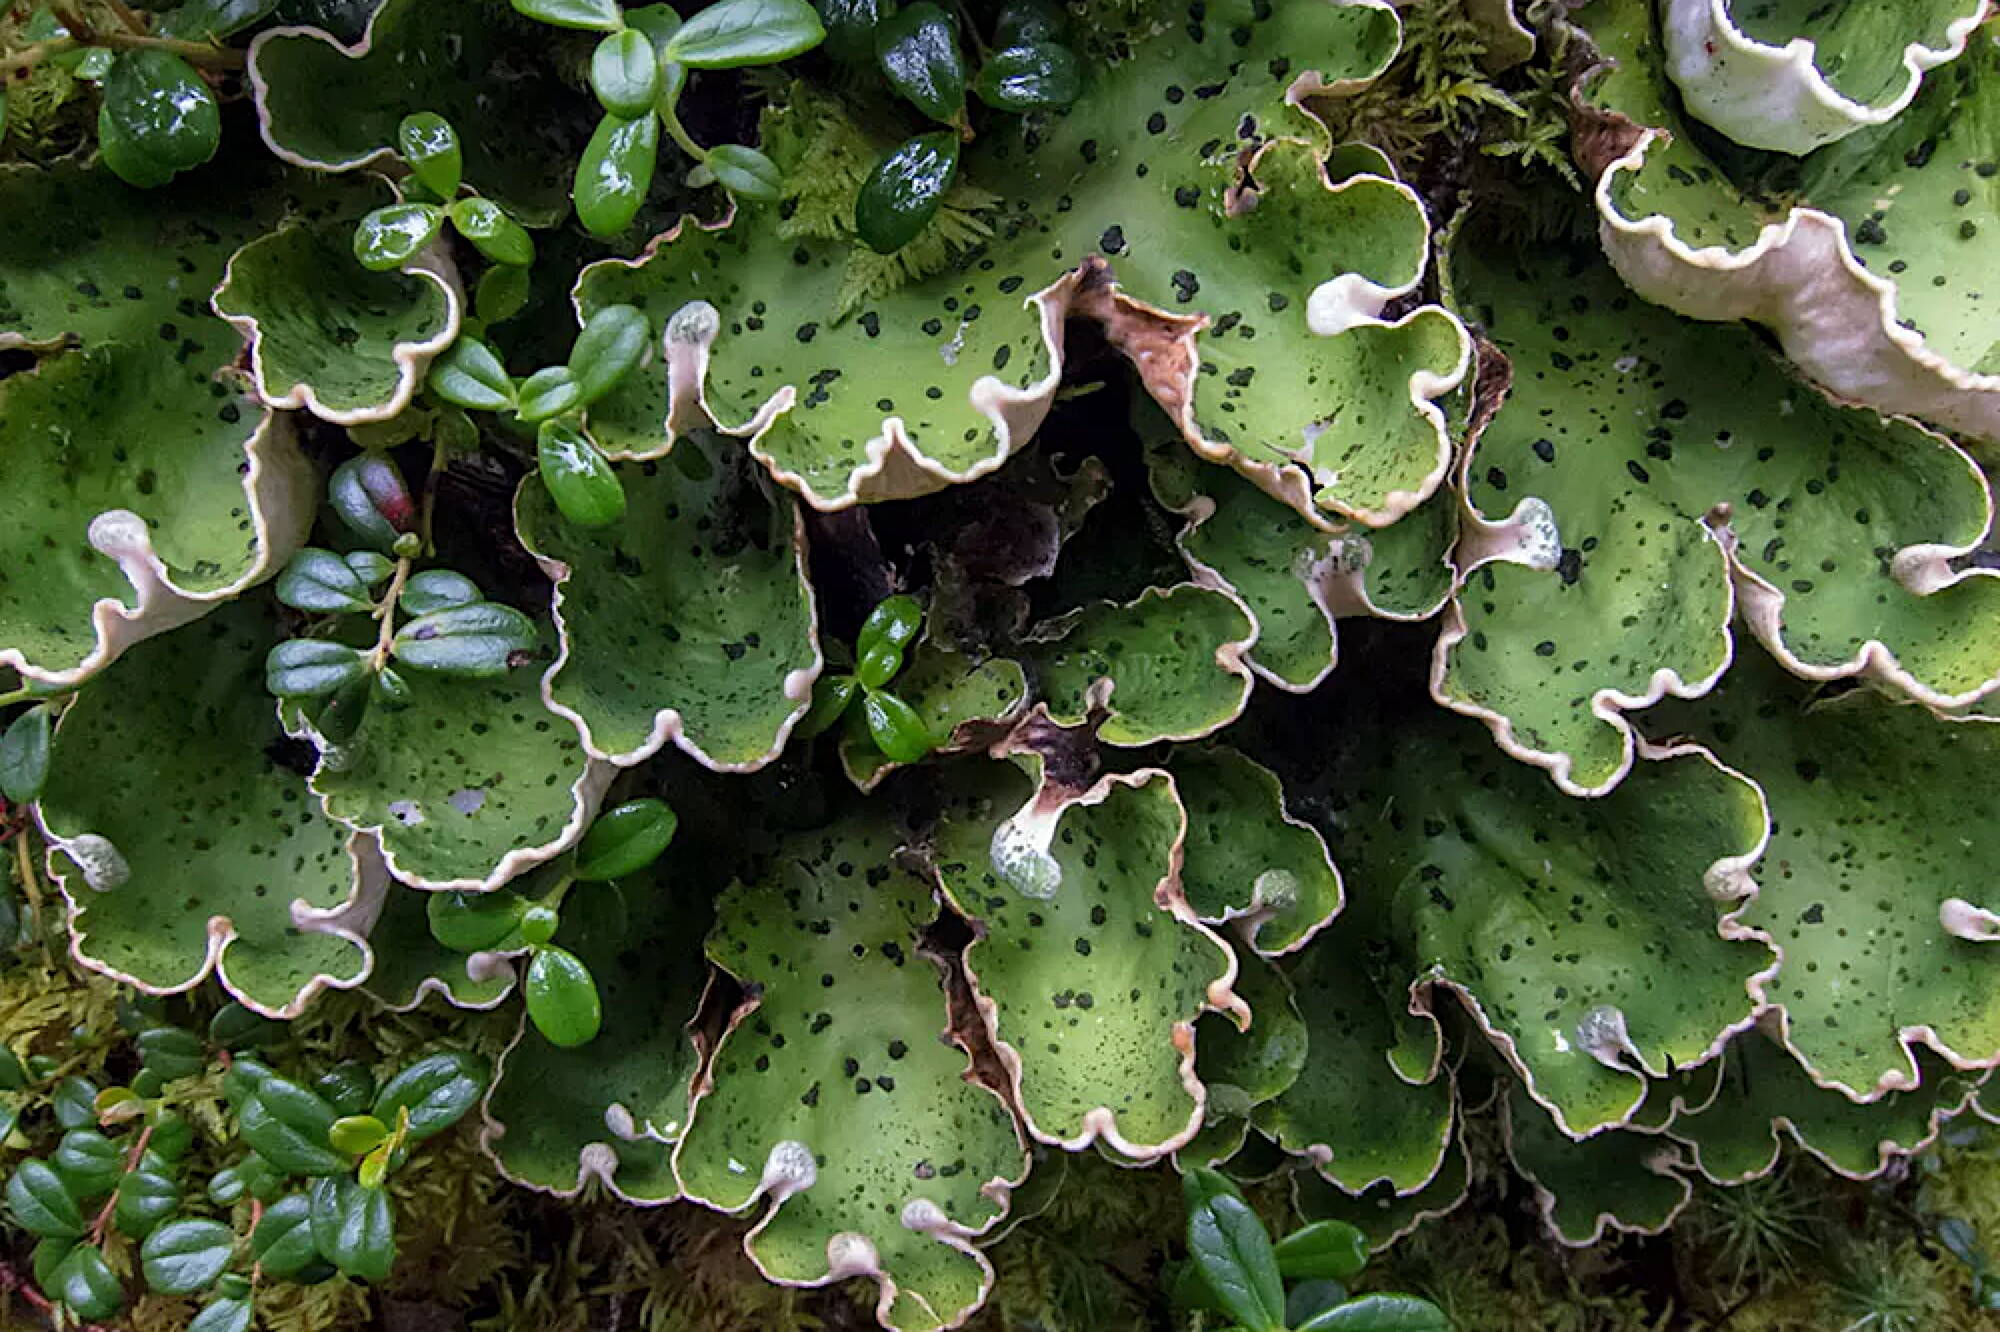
(703, 143, 783, 201)
(854, 132, 959, 254)
(591, 29, 662, 118)
(537, 421, 629, 530)
(571, 798, 678, 881)
(427, 336, 516, 411)
(392, 603, 538, 677)
(664, 0, 826, 68)
(875, 2, 965, 123)
(446, 197, 535, 266)
(397, 112, 463, 198)
(573, 112, 659, 237)
(139, 1218, 236, 1295)
(352, 202, 446, 272)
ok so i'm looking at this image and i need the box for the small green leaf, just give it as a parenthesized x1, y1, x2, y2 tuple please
(1183, 1167, 1285, 1332)
(136, 1026, 206, 1081)
(397, 112, 462, 199)
(520, 904, 559, 946)
(210, 1005, 286, 1053)
(1273, 1220, 1369, 1283)
(445, 196, 535, 267)
(795, 673, 858, 740)
(7, 1161, 83, 1238)
(140, 1217, 235, 1295)
(476, 264, 533, 324)
(568, 304, 651, 405)
(392, 603, 537, 678)
(428, 336, 516, 411)
(427, 890, 526, 952)
(592, 29, 662, 117)
(875, 2, 965, 123)
(308, 1175, 396, 1282)
(572, 798, 678, 881)
(328, 1114, 389, 1156)
(816, 0, 886, 63)
(0, 1046, 26, 1091)
(352, 203, 445, 272)
(54, 1077, 99, 1130)
(237, 1152, 286, 1203)
(665, 0, 826, 68)
(207, 1167, 245, 1207)
(359, 1142, 392, 1189)
(150, 1112, 195, 1162)
(704, 144, 784, 201)
(856, 639, 903, 689)
(313, 1063, 377, 1118)
(240, 1077, 347, 1177)
(399, 570, 484, 617)
(221, 1057, 275, 1108)
(329, 454, 417, 551)
(190, 1295, 254, 1332)
(855, 132, 960, 254)
(1293, 1294, 1450, 1331)
(975, 42, 1082, 110)
(861, 689, 932, 763)
(274, 549, 373, 616)
(99, 50, 220, 185)
(52, 1243, 123, 1321)
(0, 705, 52, 803)
(509, 0, 623, 30)
(153, 0, 280, 40)
(526, 946, 603, 1047)
(251, 1192, 319, 1278)
(516, 366, 583, 423)
(265, 641, 369, 700)
(538, 419, 629, 529)
(310, 673, 373, 745)
(112, 1169, 180, 1240)
(371, 1051, 489, 1141)
(346, 551, 397, 588)
(859, 597, 922, 658)
(52, 1130, 122, 1198)
(573, 112, 660, 238)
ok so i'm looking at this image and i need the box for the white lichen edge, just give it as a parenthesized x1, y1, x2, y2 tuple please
(1716, 440, 2000, 710)
(1665, 1013, 1985, 1186)
(516, 478, 824, 770)
(282, 704, 616, 895)
(0, 405, 313, 689)
(213, 217, 464, 427)
(1592, 130, 2000, 445)
(570, 217, 1069, 513)
(39, 820, 381, 1020)
(945, 767, 1250, 1164)
(1732, 703, 2000, 1104)
(1125, 141, 1472, 532)
(1290, 1131, 1474, 1253)
(1430, 375, 1739, 798)
(1025, 583, 1259, 747)
(1153, 462, 1457, 696)
(1500, 1092, 1695, 1247)
(671, 964, 1030, 1332)
(1428, 740, 1775, 1141)
(1662, 0, 1989, 155)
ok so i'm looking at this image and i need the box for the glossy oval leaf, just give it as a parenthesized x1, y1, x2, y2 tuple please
(397, 112, 462, 198)
(975, 41, 1082, 110)
(573, 112, 660, 238)
(352, 203, 446, 273)
(567, 304, 651, 405)
(446, 197, 535, 266)
(264, 640, 369, 700)
(392, 603, 537, 677)
(510, 0, 623, 30)
(139, 1217, 235, 1295)
(275, 548, 377, 615)
(704, 143, 783, 201)
(591, 28, 662, 118)
(101, 50, 221, 179)
(250, 1193, 320, 1278)
(308, 1175, 397, 1282)
(427, 335, 516, 411)
(876, 2, 965, 122)
(372, 1051, 490, 1140)
(526, 945, 603, 1047)
(665, 0, 826, 68)
(0, 705, 52, 803)
(1183, 1167, 1285, 1332)
(854, 132, 960, 254)
(537, 420, 628, 529)
(572, 798, 678, 881)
